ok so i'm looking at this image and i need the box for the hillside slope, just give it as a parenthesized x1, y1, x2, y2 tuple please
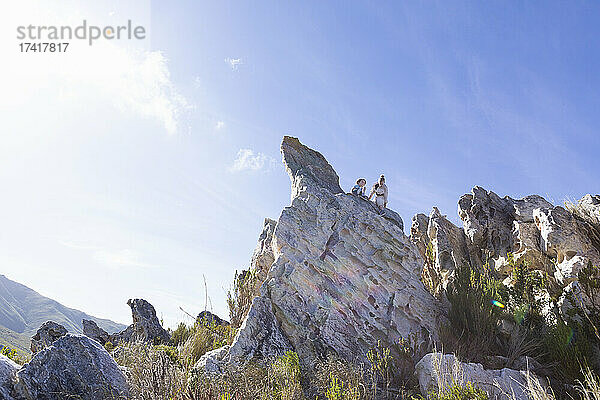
(0, 274, 126, 354)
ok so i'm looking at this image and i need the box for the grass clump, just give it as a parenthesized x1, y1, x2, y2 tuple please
(227, 268, 261, 330)
(114, 341, 186, 400)
(179, 319, 233, 366)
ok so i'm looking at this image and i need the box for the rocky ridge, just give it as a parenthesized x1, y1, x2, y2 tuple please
(410, 186, 600, 318)
(198, 137, 599, 399)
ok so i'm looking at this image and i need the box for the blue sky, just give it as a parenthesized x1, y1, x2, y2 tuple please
(1, 1, 598, 328)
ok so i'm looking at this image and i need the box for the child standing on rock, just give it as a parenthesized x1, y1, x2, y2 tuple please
(351, 178, 367, 197)
(368, 175, 388, 211)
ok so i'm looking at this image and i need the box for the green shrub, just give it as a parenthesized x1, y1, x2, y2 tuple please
(1, 346, 27, 364)
(104, 341, 114, 353)
(180, 319, 233, 366)
(443, 263, 507, 360)
(113, 342, 185, 399)
(427, 382, 488, 400)
(154, 344, 180, 365)
(313, 355, 365, 400)
(270, 351, 303, 399)
(325, 373, 361, 400)
(170, 322, 194, 347)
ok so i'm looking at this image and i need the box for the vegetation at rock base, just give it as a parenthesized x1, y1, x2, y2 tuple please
(103, 258, 600, 399)
(441, 255, 600, 396)
(110, 322, 427, 400)
(420, 382, 489, 400)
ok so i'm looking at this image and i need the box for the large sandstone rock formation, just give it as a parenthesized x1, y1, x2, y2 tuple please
(14, 334, 128, 400)
(30, 321, 67, 354)
(199, 136, 445, 374)
(416, 353, 543, 400)
(83, 298, 170, 345)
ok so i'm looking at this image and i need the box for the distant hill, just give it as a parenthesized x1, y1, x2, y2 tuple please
(0, 274, 126, 355)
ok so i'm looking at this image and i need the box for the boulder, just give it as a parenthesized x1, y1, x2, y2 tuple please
(30, 321, 67, 354)
(195, 345, 231, 375)
(83, 299, 170, 345)
(15, 334, 128, 400)
(199, 136, 445, 375)
(196, 311, 229, 326)
(82, 319, 110, 345)
(415, 353, 544, 400)
(0, 354, 19, 400)
(456, 187, 600, 319)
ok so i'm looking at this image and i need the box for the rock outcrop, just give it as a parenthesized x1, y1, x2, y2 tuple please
(416, 353, 543, 400)
(83, 299, 170, 345)
(199, 136, 445, 375)
(0, 354, 19, 400)
(197, 311, 229, 326)
(15, 334, 128, 400)
(458, 187, 554, 275)
(409, 186, 600, 322)
(116, 299, 170, 344)
(82, 319, 110, 345)
(30, 321, 67, 354)
(410, 208, 469, 295)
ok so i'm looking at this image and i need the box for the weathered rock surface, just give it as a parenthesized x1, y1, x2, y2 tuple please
(83, 299, 170, 345)
(82, 319, 110, 345)
(450, 186, 600, 317)
(458, 187, 554, 274)
(410, 208, 469, 295)
(30, 321, 67, 354)
(252, 218, 278, 282)
(416, 353, 542, 400)
(0, 354, 19, 400)
(199, 136, 445, 375)
(15, 334, 128, 400)
(575, 194, 600, 231)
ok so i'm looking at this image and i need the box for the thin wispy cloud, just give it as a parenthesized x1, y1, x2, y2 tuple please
(93, 249, 161, 270)
(229, 148, 275, 172)
(225, 57, 243, 70)
(60, 241, 160, 270)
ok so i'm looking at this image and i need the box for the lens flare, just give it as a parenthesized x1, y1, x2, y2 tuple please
(567, 327, 575, 345)
(491, 300, 505, 308)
